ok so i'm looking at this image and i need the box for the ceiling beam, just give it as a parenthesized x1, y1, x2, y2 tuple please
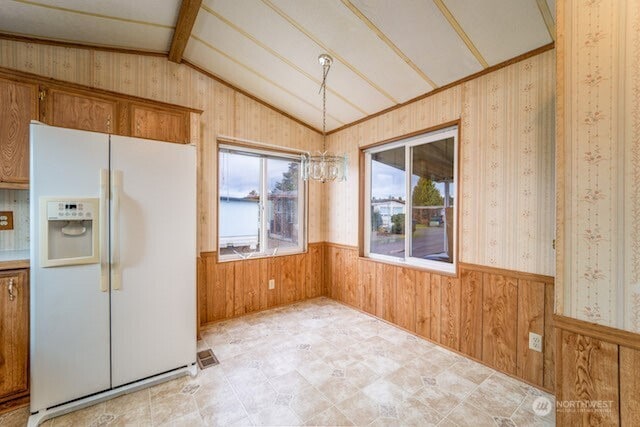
(341, 0, 438, 89)
(0, 31, 167, 57)
(432, 0, 489, 68)
(536, 0, 556, 41)
(169, 0, 203, 63)
(261, 0, 399, 104)
(190, 35, 345, 126)
(13, 0, 172, 28)
(200, 3, 368, 116)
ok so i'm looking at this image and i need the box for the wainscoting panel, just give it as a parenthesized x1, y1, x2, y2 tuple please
(324, 243, 555, 391)
(415, 270, 431, 339)
(441, 276, 461, 351)
(620, 346, 640, 425)
(198, 243, 325, 325)
(357, 259, 377, 315)
(199, 242, 555, 391)
(396, 267, 417, 332)
(517, 280, 545, 386)
(482, 273, 518, 375)
(460, 269, 483, 360)
(554, 315, 640, 425)
(556, 328, 619, 426)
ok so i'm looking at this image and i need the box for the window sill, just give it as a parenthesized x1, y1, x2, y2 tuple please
(360, 254, 458, 277)
(217, 248, 306, 263)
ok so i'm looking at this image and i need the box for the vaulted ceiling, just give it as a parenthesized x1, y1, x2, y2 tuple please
(0, 0, 556, 132)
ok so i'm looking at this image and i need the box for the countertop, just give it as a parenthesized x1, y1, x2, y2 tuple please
(0, 250, 30, 270)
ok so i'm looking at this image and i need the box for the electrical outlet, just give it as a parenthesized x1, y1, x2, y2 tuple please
(0, 211, 14, 231)
(268, 279, 275, 290)
(529, 332, 543, 352)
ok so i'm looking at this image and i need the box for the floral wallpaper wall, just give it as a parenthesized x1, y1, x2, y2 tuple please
(557, 0, 640, 331)
(326, 50, 556, 278)
(0, 39, 324, 252)
(0, 190, 29, 252)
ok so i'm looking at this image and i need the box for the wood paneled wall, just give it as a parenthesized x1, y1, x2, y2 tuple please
(198, 243, 325, 325)
(554, 316, 640, 426)
(325, 243, 556, 391)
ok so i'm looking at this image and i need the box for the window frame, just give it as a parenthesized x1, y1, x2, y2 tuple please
(363, 124, 459, 274)
(217, 142, 307, 262)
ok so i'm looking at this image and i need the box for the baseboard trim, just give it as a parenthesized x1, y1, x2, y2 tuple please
(0, 394, 29, 416)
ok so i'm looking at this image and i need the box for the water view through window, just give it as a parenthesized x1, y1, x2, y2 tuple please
(219, 147, 304, 259)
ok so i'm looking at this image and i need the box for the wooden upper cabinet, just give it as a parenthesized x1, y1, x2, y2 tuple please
(0, 78, 38, 186)
(0, 68, 200, 169)
(130, 103, 189, 144)
(42, 87, 117, 134)
(0, 269, 29, 401)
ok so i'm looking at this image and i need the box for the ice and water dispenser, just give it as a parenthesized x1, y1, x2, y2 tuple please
(40, 198, 100, 267)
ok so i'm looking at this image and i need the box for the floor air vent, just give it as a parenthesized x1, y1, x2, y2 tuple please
(197, 349, 219, 369)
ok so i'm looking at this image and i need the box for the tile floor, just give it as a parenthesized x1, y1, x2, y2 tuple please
(0, 297, 555, 426)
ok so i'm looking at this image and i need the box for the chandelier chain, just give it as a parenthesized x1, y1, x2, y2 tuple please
(321, 60, 329, 151)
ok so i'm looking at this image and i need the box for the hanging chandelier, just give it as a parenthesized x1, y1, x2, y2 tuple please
(302, 54, 348, 183)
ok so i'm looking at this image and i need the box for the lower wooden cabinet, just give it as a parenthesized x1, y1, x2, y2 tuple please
(0, 269, 29, 405)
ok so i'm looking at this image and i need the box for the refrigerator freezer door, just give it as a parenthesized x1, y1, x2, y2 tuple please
(30, 124, 111, 411)
(109, 135, 196, 387)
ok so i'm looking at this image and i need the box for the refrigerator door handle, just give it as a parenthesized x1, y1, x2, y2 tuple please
(111, 170, 123, 291)
(99, 169, 109, 292)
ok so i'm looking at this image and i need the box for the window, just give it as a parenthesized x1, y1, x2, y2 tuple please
(364, 126, 457, 273)
(218, 144, 306, 260)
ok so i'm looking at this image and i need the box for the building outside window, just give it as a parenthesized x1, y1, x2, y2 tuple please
(364, 126, 458, 273)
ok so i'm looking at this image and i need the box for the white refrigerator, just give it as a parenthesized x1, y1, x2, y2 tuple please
(29, 123, 197, 424)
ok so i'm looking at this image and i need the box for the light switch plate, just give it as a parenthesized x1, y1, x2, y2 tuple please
(268, 279, 275, 290)
(0, 211, 13, 231)
(529, 332, 543, 352)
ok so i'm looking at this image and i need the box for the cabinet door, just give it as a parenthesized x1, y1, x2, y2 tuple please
(0, 79, 37, 185)
(0, 269, 29, 400)
(43, 88, 117, 134)
(131, 103, 189, 144)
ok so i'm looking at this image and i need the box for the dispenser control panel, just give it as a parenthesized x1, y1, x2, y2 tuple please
(40, 197, 100, 268)
(47, 201, 95, 220)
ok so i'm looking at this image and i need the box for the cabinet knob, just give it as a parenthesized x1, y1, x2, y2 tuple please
(7, 278, 15, 301)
